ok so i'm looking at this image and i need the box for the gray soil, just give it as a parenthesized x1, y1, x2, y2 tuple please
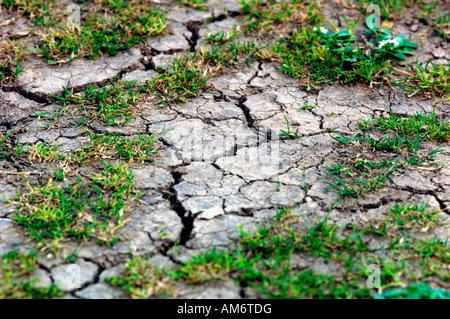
(1, 0, 449, 298)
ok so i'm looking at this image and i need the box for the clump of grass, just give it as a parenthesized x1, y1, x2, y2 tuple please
(74, 130, 160, 163)
(169, 247, 253, 284)
(298, 98, 315, 111)
(330, 130, 445, 163)
(361, 236, 450, 288)
(12, 178, 91, 243)
(204, 26, 242, 44)
(0, 132, 12, 159)
(28, 142, 64, 163)
(0, 40, 26, 84)
(32, 1, 167, 64)
(432, 11, 450, 41)
(2, 1, 167, 64)
(275, 27, 373, 85)
(323, 143, 439, 203)
(179, 0, 210, 10)
(11, 161, 140, 245)
(364, 201, 446, 237)
(36, 27, 89, 64)
(1, 0, 60, 27)
(0, 57, 24, 84)
(389, 202, 444, 231)
(200, 41, 267, 68)
(88, 162, 140, 244)
(145, 41, 268, 106)
(201, 0, 321, 47)
(4, 130, 162, 166)
(175, 246, 368, 298)
(395, 61, 450, 97)
(110, 203, 449, 299)
(240, 0, 319, 36)
(412, 237, 450, 281)
(0, 132, 33, 161)
(324, 110, 447, 203)
(91, 161, 139, 222)
(51, 81, 142, 127)
(274, 23, 418, 87)
(142, 58, 210, 105)
(279, 116, 300, 139)
(359, 109, 450, 141)
(324, 135, 415, 202)
(196, 44, 240, 68)
(53, 167, 67, 181)
(324, 161, 394, 205)
(0, 249, 62, 299)
(243, 208, 369, 260)
(106, 255, 178, 298)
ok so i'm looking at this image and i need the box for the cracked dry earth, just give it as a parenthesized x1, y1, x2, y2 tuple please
(1, 1, 450, 299)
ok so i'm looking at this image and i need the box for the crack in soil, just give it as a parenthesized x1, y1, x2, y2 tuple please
(185, 22, 200, 52)
(235, 96, 254, 128)
(163, 171, 194, 245)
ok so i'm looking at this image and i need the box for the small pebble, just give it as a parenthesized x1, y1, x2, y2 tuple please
(431, 48, 446, 59)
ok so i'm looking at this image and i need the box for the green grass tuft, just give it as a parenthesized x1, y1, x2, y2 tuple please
(50, 81, 142, 127)
(74, 130, 161, 163)
(0, 249, 63, 299)
(395, 61, 450, 98)
(11, 161, 141, 245)
(109, 203, 449, 298)
(142, 58, 210, 105)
